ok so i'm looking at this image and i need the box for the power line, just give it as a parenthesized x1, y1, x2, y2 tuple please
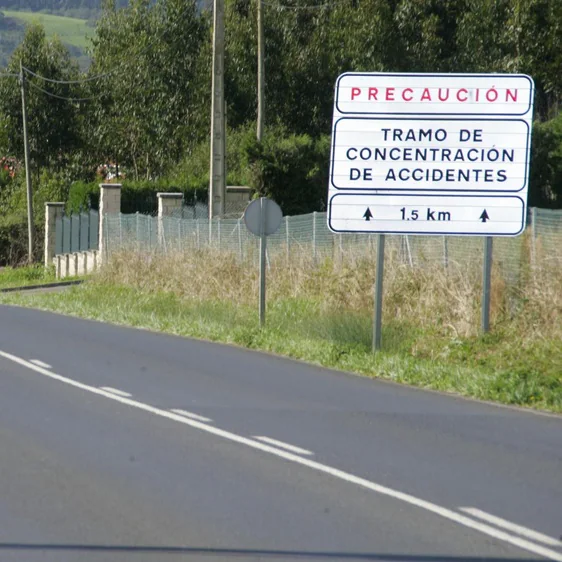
(22, 66, 114, 84)
(18, 0, 203, 87)
(20, 0, 197, 86)
(27, 80, 101, 102)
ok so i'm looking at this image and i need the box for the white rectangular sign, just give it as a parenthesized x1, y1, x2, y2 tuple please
(329, 193, 525, 236)
(331, 118, 529, 192)
(327, 73, 534, 236)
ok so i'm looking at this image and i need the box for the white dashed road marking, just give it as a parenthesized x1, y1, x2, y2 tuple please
(1, 349, 561, 562)
(29, 359, 52, 369)
(460, 507, 562, 548)
(170, 409, 212, 423)
(253, 436, 313, 455)
(100, 386, 132, 398)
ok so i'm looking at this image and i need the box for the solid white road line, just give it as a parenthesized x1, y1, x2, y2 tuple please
(99, 386, 132, 398)
(29, 359, 52, 369)
(254, 436, 313, 455)
(1, 348, 561, 562)
(460, 507, 562, 548)
(170, 409, 213, 423)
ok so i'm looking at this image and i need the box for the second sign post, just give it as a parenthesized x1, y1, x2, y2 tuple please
(244, 198, 283, 326)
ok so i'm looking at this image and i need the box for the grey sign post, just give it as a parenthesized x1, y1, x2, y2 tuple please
(244, 198, 283, 326)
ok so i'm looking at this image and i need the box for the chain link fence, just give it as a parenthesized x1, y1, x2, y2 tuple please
(103, 207, 561, 278)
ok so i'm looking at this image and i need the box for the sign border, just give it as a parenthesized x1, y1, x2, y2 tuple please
(335, 73, 534, 117)
(328, 192, 526, 237)
(330, 117, 530, 193)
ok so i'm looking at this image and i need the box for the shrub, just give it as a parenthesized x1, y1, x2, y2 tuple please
(530, 112, 562, 209)
(169, 124, 256, 195)
(241, 126, 330, 216)
(0, 217, 44, 266)
(67, 181, 99, 214)
(67, 179, 205, 215)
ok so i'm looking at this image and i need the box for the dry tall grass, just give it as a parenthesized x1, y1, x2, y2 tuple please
(96, 241, 562, 342)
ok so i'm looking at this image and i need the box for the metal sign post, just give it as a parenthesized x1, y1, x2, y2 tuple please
(244, 198, 283, 327)
(372, 234, 385, 351)
(327, 72, 535, 346)
(482, 236, 493, 332)
(259, 198, 267, 326)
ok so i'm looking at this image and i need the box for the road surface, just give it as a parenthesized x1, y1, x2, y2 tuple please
(0, 304, 561, 561)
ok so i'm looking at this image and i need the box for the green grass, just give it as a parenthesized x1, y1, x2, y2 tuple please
(2, 281, 561, 413)
(2, 10, 90, 50)
(0, 264, 56, 289)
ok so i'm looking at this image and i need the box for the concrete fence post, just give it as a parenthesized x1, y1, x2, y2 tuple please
(98, 183, 122, 264)
(44, 202, 65, 267)
(157, 192, 183, 253)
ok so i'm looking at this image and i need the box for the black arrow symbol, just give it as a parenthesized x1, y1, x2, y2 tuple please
(479, 210, 490, 223)
(363, 208, 373, 221)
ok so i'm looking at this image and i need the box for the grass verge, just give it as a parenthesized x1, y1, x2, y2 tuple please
(1, 265, 560, 413)
(0, 264, 56, 289)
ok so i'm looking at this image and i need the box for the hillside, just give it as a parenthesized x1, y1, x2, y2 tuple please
(0, 9, 91, 67)
(0, 0, 127, 20)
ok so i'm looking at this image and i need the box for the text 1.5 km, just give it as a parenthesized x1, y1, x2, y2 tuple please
(400, 207, 451, 221)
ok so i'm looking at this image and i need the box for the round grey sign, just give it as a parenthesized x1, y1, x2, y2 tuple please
(244, 198, 283, 236)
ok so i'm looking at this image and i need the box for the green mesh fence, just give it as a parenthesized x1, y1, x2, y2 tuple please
(103, 208, 561, 277)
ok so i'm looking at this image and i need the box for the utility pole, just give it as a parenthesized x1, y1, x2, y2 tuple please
(20, 60, 34, 263)
(257, 0, 265, 141)
(209, 0, 226, 219)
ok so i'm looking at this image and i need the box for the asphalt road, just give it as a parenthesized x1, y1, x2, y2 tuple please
(0, 304, 561, 561)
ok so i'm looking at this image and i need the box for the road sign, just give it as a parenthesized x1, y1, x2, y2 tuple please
(244, 198, 282, 236)
(329, 193, 525, 236)
(243, 197, 283, 327)
(327, 73, 534, 236)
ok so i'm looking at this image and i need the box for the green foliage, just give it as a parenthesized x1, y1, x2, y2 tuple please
(0, 216, 44, 265)
(241, 126, 330, 215)
(226, 0, 397, 136)
(67, 179, 203, 215)
(394, 0, 465, 72)
(0, 11, 25, 67)
(66, 180, 99, 213)
(0, 263, 55, 288)
(2, 10, 91, 50)
(168, 139, 212, 194)
(2, 0, 562, 213)
(5, 283, 561, 412)
(169, 124, 266, 196)
(87, 0, 209, 180)
(456, 0, 562, 118)
(121, 181, 179, 214)
(0, 23, 81, 171)
(1, 168, 72, 219)
(0, 220, 29, 266)
(530, 112, 562, 208)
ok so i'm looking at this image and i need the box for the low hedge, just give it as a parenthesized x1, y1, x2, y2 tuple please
(67, 180, 206, 215)
(0, 219, 44, 266)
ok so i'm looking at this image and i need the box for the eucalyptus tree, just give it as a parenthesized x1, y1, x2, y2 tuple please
(0, 23, 81, 173)
(88, 0, 209, 179)
(225, 0, 397, 137)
